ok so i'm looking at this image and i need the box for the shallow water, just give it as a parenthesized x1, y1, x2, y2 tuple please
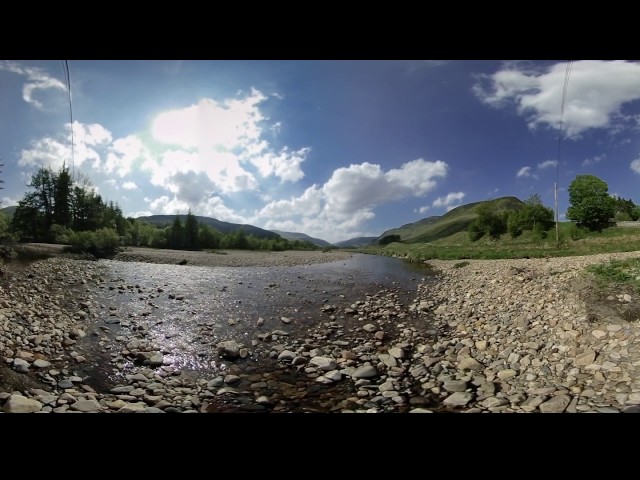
(76, 253, 436, 387)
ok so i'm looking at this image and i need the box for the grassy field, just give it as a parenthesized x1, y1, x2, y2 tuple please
(359, 223, 640, 261)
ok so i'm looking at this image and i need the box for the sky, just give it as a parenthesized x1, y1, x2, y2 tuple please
(1, 59, 640, 243)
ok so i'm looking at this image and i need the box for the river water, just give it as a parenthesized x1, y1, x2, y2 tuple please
(71, 253, 436, 395)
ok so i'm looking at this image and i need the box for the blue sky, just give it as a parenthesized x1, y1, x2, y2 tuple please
(1, 59, 640, 243)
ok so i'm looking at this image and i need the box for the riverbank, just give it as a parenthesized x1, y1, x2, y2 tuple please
(2, 250, 640, 412)
(413, 251, 640, 412)
(114, 246, 353, 267)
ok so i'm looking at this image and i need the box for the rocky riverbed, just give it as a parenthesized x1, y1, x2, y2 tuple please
(1, 249, 640, 413)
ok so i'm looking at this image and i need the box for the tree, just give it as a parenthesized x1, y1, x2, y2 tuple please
(53, 164, 72, 228)
(566, 175, 616, 231)
(184, 210, 199, 250)
(468, 203, 507, 241)
(507, 194, 554, 238)
(168, 216, 184, 249)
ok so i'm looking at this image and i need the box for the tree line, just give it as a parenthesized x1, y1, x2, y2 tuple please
(2, 165, 316, 257)
(468, 175, 639, 242)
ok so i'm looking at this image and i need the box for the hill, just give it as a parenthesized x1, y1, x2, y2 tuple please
(135, 215, 281, 239)
(0, 205, 17, 219)
(334, 236, 378, 248)
(269, 230, 331, 247)
(377, 196, 525, 244)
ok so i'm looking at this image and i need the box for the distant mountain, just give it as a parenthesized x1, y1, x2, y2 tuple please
(135, 215, 281, 239)
(377, 196, 525, 244)
(333, 236, 378, 248)
(269, 230, 331, 247)
(0, 205, 17, 218)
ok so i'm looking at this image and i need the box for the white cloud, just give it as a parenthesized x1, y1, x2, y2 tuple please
(631, 159, 640, 174)
(20, 121, 114, 171)
(433, 191, 465, 208)
(105, 135, 151, 177)
(418, 206, 430, 214)
(257, 158, 448, 243)
(151, 90, 266, 150)
(122, 181, 137, 190)
(537, 160, 557, 169)
(517, 166, 532, 178)
(1, 196, 19, 207)
(142, 89, 302, 194)
(250, 146, 309, 183)
(582, 154, 606, 167)
(128, 210, 153, 218)
(474, 60, 640, 138)
(0, 61, 66, 110)
(148, 195, 190, 215)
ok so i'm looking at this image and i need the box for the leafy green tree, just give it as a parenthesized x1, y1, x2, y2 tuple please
(507, 194, 554, 238)
(53, 165, 72, 228)
(198, 224, 221, 249)
(566, 175, 616, 231)
(168, 216, 185, 249)
(468, 203, 507, 241)
(184, 210, 199, 250)
(613, 196, 639, 221)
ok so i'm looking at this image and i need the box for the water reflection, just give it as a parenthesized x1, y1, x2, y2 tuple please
(82, 254, 434, 384)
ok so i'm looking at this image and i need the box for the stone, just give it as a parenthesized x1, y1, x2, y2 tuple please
(324, 370, 342, 382)
(351, 365, 378, 379)
(362, 324, 377, 332)
(443, 392, 474, 407)
(480, 397, 508, 409)
(378, 354, 397, 368)
(458, 357, 484, 371)
(277, 350, 296, 361)
(443, 380, 468, 392)
(71, 399, 102, 412)
(574, 350, 596, 367)
(118, 402, 146, 413)
(497, 369, 517, 380)
(33, 359, 51, 368)
(539, 395, 571, 413)
(389, 347, 404, 359)
(3, 394, 42, 413)
(310, 356, 337, 371)
(409, 408, 433, 413)
(148, 353, 164, 366)
(591, 330, 607, 339)
(218, 340, 242, 359)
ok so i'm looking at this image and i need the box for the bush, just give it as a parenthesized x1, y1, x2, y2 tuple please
(569, 223, 587, 240)
(68, 228, 121, 258)
(48, 224, 73, 244)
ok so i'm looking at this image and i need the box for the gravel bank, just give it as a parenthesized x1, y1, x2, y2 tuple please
(115, 247, 353, 267)
(2, 250, 640, 413)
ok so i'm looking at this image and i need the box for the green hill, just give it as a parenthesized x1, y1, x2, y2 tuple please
(136, 215, 280, 239)
(0, 206, 17, 219)
(270, 230, 331, 247)
(378, 196, 525, 244)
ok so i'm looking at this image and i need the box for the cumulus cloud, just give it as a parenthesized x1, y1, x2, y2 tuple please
(516, 166, 533, 178)
(250, 146, 309, 183)
(20, 121, 115, 171)
(433, 191, 465, 208)
(106, 135, 151, 177)
(0, 60, 66, 110)
(142, 89, 305, 194)
(631, 159, 640, 174)
(122, 181, 137, 190)
(258, 158, 448, 243)
(582, 154, 606, 167)
(418, 206, 430, 214)
(537, 160, 557, 169)
(474, 60, 640, 138)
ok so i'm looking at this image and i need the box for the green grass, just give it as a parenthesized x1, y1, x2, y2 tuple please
(357, 224, 640, 262)
(587, 258, 640, 292)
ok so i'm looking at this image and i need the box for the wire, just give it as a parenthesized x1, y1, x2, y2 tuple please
(62, 60, 75, 179)
(555, 60, 573, 247)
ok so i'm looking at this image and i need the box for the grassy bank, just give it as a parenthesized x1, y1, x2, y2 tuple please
(359, 223, 640, 261)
